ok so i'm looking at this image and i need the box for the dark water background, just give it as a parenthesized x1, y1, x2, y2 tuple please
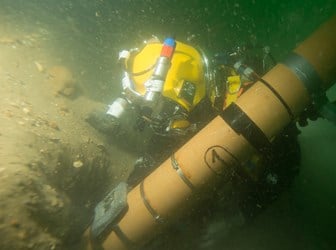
(1, 0, 336, 249)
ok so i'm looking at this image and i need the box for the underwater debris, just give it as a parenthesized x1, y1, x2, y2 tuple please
(0, 36, 18, 45)
(34, 61, 44, 73)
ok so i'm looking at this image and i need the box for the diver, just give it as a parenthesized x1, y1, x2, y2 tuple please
(87, 37, 306, 247)
(86, 36, 301, 191)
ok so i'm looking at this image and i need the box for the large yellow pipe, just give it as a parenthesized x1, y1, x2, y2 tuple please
(86, 15, 336, 250)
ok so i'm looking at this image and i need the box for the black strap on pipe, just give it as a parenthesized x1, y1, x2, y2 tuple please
(220, 103, 273, 156)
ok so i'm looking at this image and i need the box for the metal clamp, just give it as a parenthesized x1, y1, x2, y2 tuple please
(140, 181, 165, 224)
(171, 154, 195, 190)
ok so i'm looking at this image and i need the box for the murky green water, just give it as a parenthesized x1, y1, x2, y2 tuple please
(1, 0, 335, 249)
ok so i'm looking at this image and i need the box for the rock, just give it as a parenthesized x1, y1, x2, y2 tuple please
(47, 65, 77, 97)
(9, 219, 20, 228)
(73, 160, 83, 168)
(48, 121, 60, 130)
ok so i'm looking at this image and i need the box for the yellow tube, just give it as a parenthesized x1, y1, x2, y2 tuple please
(85, 15, 336, 250)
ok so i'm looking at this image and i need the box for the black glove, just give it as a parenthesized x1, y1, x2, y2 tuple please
(86, 111, 119, 134)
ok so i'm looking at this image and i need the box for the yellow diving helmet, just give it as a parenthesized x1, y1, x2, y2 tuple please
(107, 37, 247, 136)
(111, 37, 211, 136)
(128, 38, 208, 111)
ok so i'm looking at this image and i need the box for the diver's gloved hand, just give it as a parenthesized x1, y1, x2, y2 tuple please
(127, 155, 156, 188)
(85, 111, 119, 135)
(297, 106, 319, 127)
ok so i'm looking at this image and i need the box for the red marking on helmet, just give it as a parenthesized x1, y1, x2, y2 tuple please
(161, 45, 174, 58)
